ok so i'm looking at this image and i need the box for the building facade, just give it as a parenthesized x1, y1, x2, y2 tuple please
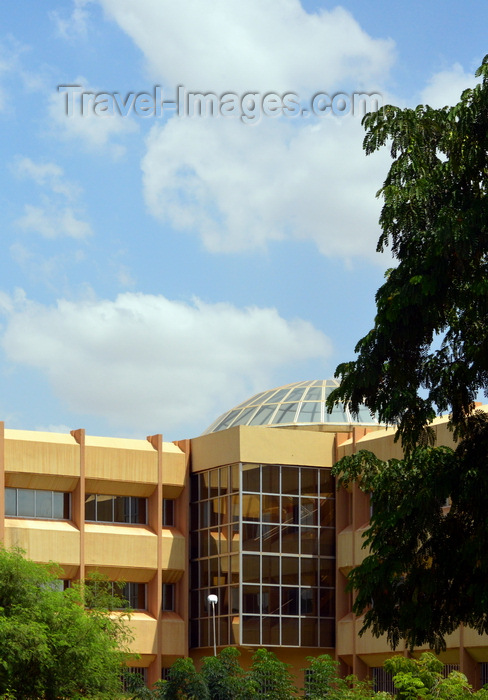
(1, 379, 487, 689)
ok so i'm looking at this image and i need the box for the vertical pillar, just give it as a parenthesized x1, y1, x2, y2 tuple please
(174, 438, 191, 657)
(0, 422, 5, 543)
(459, 626, 478, 687)
(147, 434, 163, 688)
(70, 429, 85, 582)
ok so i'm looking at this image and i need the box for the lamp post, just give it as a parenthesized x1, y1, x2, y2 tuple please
(207, 594, 218, 656)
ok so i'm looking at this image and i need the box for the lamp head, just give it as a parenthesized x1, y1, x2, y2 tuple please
(207, 594, 218, 605)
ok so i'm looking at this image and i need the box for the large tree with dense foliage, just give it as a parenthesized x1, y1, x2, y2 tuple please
(327, 55, 488, 652)
(0, 547, 133, 699)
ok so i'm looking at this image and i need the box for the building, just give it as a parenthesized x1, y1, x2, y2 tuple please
(1, 379, 488, 689)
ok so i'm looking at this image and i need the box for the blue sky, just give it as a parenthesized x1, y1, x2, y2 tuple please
(0, 0, 485, 440)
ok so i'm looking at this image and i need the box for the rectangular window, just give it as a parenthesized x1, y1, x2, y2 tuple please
(5, 488, 70, 520)
(162, 583, 175, 611)
(84, 494, 147, 524)
(122, 583, 147, 610)
(163, 499, 175, 527)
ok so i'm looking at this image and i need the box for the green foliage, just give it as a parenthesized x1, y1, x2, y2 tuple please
(0, 547, 132, 699)
(201, 647, 255, 699)
(384, 653, 475, 700)
(303, 654, 340, 699)
(327, 55, 488, 651)
(155, 657, 209, 700)
(248, 648, 297, 700)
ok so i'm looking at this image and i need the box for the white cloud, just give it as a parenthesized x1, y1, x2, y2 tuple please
(51, 0, 95, 39)
(16, 204, 93, 240)
(97, 0, 395, 94)
(48, 77, 138, 157)
(13, 157, 93, 241)
(421, 63, 480, 108)
(0, 292, 332, 438)
(142, 115, 389, 261)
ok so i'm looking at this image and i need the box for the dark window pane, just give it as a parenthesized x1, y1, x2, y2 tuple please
(281, 556, 299, 585)
(261, 586, 280, 615)
(320, 619, 335, 647)
(281, 526, 299, 553)
(113, 496, 126, 523)
(17, 489, 35, 517)
(242, 494, 260, 521)
(200, 560, 209, 587)
(262, 556, 280, 585)
(230, 586, 239, 614)
(281, 587, 299, 615)
(219, 616, 229, 646)
(242, 464, 260, 492)
(281, 617, 299, 645)
(261, 465, 280, 494)
(281, 467, 299, 495)
(242, 616, 260, 644)
(243, 585, 260, 614)
(300, 588, 317, 615)
(162, 583, 175, 611)
(301, 469, 318, 495)
(209, 470, 219, 499)
(319, 559, 335, 587)
(281, 496, 299, 524)
(301, 558, 318, 586)
(301, 618, 318, 646)
(301, 527, 318, 555)
(320, 528, 335, 557)
(319, 470, 335, 497)
(199, 502, 209, 529)
(85, 494, 96, 521)
(300, 497, 318, 526)
(320, 499, 335, 527)
(320, 589, 335, 617)
(242, 523, 261, 551)
(97, 495, 113, 522)
(163, 498, 175, 527)
(262, 616, 280, 645)
(190, 503, 199, 530)
(242, 555, 260, 584)
(262, 494, 280, 523)
(262, 524, 280, 553)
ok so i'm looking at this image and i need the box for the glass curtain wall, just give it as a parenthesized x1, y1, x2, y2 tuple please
(190, 463, 335, 649)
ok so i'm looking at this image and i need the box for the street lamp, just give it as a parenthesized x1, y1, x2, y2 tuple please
(207, 594, 218, 656)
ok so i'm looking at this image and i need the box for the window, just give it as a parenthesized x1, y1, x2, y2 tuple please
(122, 582, 147, 610)
(5, 488, 70, 520)
(84, 494, 147, 524)
(163, 498, 175, 527)
(162, 583, 175, 611)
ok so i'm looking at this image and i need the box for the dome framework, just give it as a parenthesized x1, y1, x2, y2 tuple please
(203, 379, 378, 435)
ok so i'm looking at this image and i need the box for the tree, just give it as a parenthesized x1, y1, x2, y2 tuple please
(247, 648, 296, 700)
(155, 657, 209, 700)
(327, 55, 488, 651)
(200, 647, 255, 700)
(0, 546, 133, 699)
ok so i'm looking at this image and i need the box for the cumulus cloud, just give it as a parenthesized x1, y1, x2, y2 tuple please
(1, 292, 332, 438)
(142, 114, 389, 260)
(98, 0, 395, 94)
(48, 77, 138, 157)
(421, 62, 480, 108)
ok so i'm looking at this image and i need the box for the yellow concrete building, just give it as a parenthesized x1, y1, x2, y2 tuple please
(1, 379, 487, 689)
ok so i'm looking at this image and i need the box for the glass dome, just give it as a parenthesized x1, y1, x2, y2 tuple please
(202, 379, 378, 435)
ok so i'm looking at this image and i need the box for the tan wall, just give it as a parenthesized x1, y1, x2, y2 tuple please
(4, 519, 80, 568)
(191, 424, 336, 472)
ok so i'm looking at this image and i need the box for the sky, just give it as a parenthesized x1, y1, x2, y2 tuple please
(0, 0, 485, 441)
